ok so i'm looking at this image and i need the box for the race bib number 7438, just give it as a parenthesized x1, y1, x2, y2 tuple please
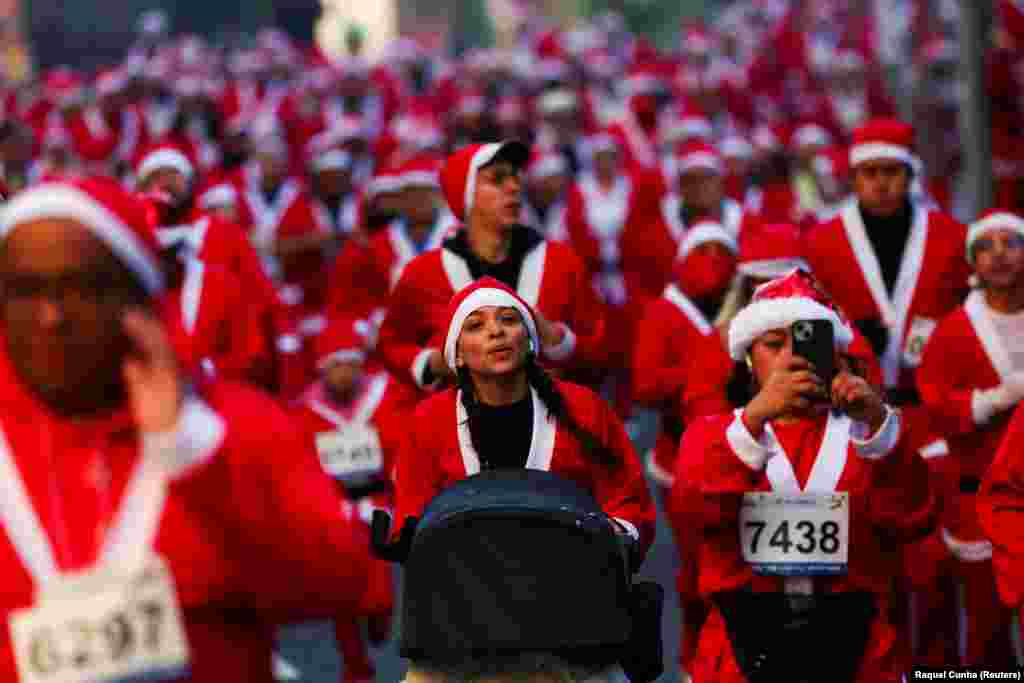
(739, 492, 850, 576)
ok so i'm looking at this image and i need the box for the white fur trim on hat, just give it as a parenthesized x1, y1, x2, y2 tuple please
(738, 258, 811, 280)
(0, 184, 164, 293)
(311, 149, 352, 173)
(317, 349, 366, 370)
(138, 148, 194, 182)
(198, 184, 237, 209)
(463, 142, 503, 221)
(967, 212, 1024, 262)
(727, 297, 854, 360)
(678, 222, 737, 260)
(444, 287, 539, 371)
(677, 152, 722, 175)
(849, 143, 913, 168)
(400, 170, 440, 190)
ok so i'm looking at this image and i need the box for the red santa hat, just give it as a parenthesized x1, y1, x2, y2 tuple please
(728, 268, 853, 360)
(676, 141, 723, 176)
(721, 136, 754, 161)
(849, 119, 915, 168)
(198, 183, 237, 210)
(536, 88, 577, 116)
(397, 156, 441, 191)
(526, 149, 567, 180)
(791, 123, 833, 151)
(737, 222, 810, 280)
(812, 146, 850, 182)
(96, 67, 129, 98)
(45, 67, 85, 106)
(440, 141, 530, 221)
(365, 168, 404, 199)
(315, 318, 368, 369)
(677, 220, 737, 260)
(135, 144, 195, 183)
(967, 209, 1024, 263)
(0, 178, 164, 293)
(443, 277, 539, 372)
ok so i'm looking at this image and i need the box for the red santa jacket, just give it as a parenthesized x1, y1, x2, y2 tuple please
(0, 349, 384, 682)
(376, 235, 609, 391)
(918, 292, 1022, 553)
(159, 211, 279, 314)
(632, 284, 732, 487)
(565, 172, 658, 315)
(805, 202, 970, 391)
(163, 260, 271, 384)
(675, 409, 935, 683)
(327, 213, 457, 325)
(292, 371, 418, 494)
(392, 381, 657, 556)
(978, 402, 1024, 609)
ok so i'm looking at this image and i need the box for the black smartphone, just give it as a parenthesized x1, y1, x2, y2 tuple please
(791, 320, 835, 398)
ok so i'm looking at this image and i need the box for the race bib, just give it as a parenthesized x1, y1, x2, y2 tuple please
(315, 424, 384, 486)
(903, 316, 937, 368)
(10, 556, 190, 683)
(739, 492, 849, 576)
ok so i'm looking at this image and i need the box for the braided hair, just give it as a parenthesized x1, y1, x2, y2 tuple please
(456, 353, 619, 470)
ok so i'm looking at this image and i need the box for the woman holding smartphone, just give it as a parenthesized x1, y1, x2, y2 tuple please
(672, 269, 935, 683)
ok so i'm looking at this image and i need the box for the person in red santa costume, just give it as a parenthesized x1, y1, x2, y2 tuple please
(0, 177, 388, 682)
(326, 156, 457, 334)
(660, 140, 756, 246)
(631, 220, 737, 678)
(292, 318, 417, 683)
(674, 268, 936, 683)
(391, 277, 656, 556)
(375, 141, 608, 395)
(135, 144, 281, 389)
(805, 118, 970, 407)
(912, 210, 1024, 667)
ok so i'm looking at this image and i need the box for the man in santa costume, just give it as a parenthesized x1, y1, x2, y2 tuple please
(326, 156, 457, 342)
(0, 177, 387, 682)
(805, 118, 970, 405)
(660, 140, 754, 245)
(391, 277, 655, 556)
(674, 268, 936, 683)
(135, 144, 281, 390)
(522, 148, 570, 242)
(913, 210, 1024, 667)
(292, 319, 417, 683)
(375, 141, 608, 394)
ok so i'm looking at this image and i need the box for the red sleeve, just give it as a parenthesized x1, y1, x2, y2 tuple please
(375, 265, 440, 388)
(554, 246, 610, 370)
(678, 335, 733, 423)
(917, 312, 982, 436)
(176, 385, 381, 619)
(580, 388, 657, 558)
(220, 219, 280, 308)
(391, 399, 448, 536)
(980, 403, 1024, 608)
(563, 186, 599, 275)
(631, 301, 688, 405)
(326, 241, 388, 322)
(860, 418, 937, 543)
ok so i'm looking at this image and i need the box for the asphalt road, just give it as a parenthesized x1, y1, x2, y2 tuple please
(275, 410, 686, 683)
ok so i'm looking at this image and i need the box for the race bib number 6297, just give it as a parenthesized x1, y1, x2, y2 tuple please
(739, 492, 850, 576)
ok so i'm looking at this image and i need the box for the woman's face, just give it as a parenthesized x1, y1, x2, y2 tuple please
(456, 305, 530, 377)
(973, 228, 1024, 292)
(748, 328, 792, 388)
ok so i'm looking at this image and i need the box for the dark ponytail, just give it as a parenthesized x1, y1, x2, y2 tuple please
(457, 354, 620, 470)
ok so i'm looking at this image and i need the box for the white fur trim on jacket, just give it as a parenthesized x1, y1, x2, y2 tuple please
(728, 297, 854, 360)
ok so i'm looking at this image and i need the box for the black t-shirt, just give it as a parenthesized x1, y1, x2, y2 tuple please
(859, 200, 913, 295)
(442, 226, 544, 290)
(473, 394, 534, 470)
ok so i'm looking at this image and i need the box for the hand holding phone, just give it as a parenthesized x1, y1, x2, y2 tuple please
(791, 320, 835, 399)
